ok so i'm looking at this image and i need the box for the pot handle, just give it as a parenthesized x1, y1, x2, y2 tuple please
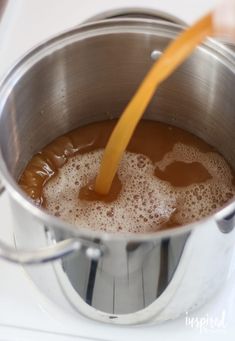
(0, 184, 103, 264)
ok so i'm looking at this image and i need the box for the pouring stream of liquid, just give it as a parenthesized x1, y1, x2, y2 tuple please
(95, 13, 213, 195)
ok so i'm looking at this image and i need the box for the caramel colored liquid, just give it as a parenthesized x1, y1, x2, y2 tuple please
(19, 120, 235, 233)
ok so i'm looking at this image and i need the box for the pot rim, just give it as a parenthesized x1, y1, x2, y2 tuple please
(0, 17, 235, 242)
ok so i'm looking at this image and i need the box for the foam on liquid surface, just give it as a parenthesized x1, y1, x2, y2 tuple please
(43, 143, 235, 233)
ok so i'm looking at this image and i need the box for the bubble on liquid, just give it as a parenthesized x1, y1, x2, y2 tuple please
(43, 143, 235, 233)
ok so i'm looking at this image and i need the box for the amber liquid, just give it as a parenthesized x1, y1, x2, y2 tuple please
(19, 120, 235, 233)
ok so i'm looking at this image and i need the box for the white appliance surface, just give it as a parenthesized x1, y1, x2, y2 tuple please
(0, 0, 235, 340)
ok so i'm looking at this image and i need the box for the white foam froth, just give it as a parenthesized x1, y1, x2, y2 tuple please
(43, 143, 235, 233)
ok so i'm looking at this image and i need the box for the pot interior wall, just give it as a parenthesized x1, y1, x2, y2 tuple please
(0, 23, 235, 179)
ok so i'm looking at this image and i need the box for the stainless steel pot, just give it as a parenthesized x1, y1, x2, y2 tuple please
(0, 18, 235, 325)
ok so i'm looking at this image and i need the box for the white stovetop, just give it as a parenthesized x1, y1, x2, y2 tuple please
(1, 0, 235, 340)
